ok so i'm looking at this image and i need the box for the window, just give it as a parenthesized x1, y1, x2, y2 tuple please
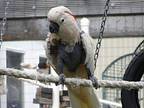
(6, 50, 24, 108)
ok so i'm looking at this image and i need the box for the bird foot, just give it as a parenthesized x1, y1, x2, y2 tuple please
(56, 74, 65, 86)
(89, 75, 99, 89)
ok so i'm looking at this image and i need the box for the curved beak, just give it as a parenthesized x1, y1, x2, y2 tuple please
(49, 21, 59, 33)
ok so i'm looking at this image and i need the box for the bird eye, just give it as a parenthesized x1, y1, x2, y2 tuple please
(60, 18, 64, 23)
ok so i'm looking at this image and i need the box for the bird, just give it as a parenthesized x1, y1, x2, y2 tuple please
(45, 6, 101, 108)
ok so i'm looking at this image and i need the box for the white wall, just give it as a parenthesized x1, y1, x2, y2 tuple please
(0, 41, 45, 108)
(96, 37, 144, 78)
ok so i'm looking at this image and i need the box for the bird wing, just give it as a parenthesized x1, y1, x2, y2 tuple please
(81, 32, 96, 73)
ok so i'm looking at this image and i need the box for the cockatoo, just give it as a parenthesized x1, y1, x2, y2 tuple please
(46, 6, 100, 108)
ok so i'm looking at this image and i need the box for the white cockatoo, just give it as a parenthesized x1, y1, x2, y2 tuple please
(46, 6, 101, 108)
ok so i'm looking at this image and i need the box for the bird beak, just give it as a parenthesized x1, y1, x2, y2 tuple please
(49, 21, 59, 33)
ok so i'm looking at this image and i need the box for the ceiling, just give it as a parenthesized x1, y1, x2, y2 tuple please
(0, 0, 144, 18)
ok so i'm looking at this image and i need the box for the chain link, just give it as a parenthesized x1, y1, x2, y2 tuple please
(94, 0, 110, 70)
(0, 1, 9, 49)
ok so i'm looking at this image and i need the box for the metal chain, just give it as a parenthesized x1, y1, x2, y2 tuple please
(0, 1, 9, 49)
(94, 0, 110, 70)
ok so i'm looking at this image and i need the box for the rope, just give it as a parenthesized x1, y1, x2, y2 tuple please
(0, 68, 144, 90)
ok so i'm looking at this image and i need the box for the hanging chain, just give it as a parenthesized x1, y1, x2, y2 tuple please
(0, 1, 9, 49)
(94, 0, 110, 70)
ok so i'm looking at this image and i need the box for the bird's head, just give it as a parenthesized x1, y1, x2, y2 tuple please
(47, 6, 80, 46)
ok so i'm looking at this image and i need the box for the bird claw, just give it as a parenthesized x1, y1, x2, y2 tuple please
(89, 75, 99, 89)
(55, 74, 65, 86)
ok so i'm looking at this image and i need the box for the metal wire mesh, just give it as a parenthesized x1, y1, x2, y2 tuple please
(102, 53, 133, 106)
